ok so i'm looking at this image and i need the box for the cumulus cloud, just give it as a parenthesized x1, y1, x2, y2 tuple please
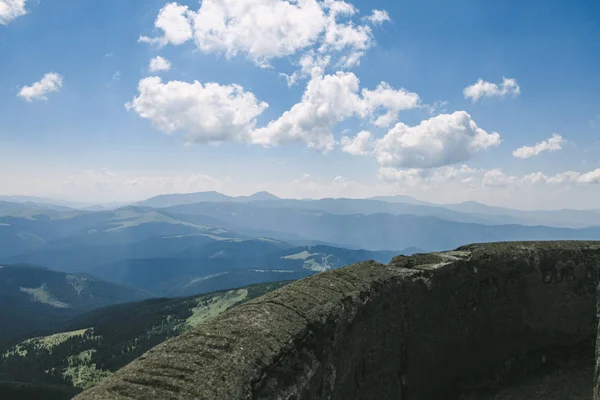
(362, 82, 421, 127)
(18, 72, 63, 102)
(127, 69, 418, 152)
(279, 52, 331, 87)
(0, 0, 26, 25)
(126, 77, 268, 144)
(149, 56, 172, 72)
(365, 9, 391, 25)
(139, 2, 194, 47)
(282, 172, 369, 199)
(320, 1, 373, 67)
(373, 111, 501, 169)
(512, 134, 565, 159)
(378, 165, 477, 187)
(341, 130, 372, 155)
(425, 100, 449, 116)
(481, 169, 519, 188)
(142, 1, 386, 69)
(193, 0, 325, 67)
(481, 169, 600, 187)
(56, 168, 232, 203)
(379, 164, 600, 190)
(252, 70, 362, 152)
(567, 169, 600, 184)
(463, 77, 520, 102)
(251, 69, 420, 152)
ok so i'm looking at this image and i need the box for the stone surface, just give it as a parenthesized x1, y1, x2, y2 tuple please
(485, 365, 592, 400)
(77, 241, 600, 400)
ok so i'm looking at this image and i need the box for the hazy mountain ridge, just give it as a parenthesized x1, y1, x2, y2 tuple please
(162, 203, 600, 251)
(1, 193, 600, 399)
(131, 191, 600, 228)
(4, 197, 600, 271)
(93, 244, 398, 296)
(135, 190, 281, 208)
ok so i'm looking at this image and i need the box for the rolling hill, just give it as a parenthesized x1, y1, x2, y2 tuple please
(163, 203, 600, 251)
(0, 265, 148, 342)
(93, 244, 398, 296)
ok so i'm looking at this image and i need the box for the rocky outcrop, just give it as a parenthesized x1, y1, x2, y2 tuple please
(77, 241, 600, 400)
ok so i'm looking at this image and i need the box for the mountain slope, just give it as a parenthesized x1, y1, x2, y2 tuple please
(1, 208, 242, 272)
(93, 241, 398, 296)
(0, 265, 148, 342)
(6, 233, 288, 274)
(164, 203, 600, 251)
(0, 281, 289, 399)
(441, 201, 600, 228)
(93, 243, 397, 296)
(0, 223, 46, 258)
(135, 191, 280, 208)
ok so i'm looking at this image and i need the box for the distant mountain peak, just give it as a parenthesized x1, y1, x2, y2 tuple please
(134, 191, 232, 208)
(368, 195, 433, 206)
(135, 190, 281, 208)
(241, 191, 280, 201)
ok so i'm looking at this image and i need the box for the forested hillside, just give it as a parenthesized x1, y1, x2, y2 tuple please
(0, 281, 289, 399)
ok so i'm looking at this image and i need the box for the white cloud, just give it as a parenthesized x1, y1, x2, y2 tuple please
(126, 76, 268, 144)
(425, 100, 449, 116)
(112, 71, 121, 82)
(149, 56, 172, 72)
(282, 172, 369, 199)
(279, 52, 331, 87)
(252, 70, 362, 152)
(365, 9, 391, 25)
(482, 169, 600, 187)
(251, 69, 420, 152)
(512, 134, 565, 159)
(572, 169, 600, 184)
(463, 77, 520, 102)
(139, 2, 194, 47)
(378, 165, 477, 187)
(373, 111, 501, 169)
(126, 70, 419, 152)
(0, 0, 26, 25)
(143, 1, 380, 69)
(341, 130, 372, 155)
(56, 169, 232, 203)
(18, 72, 63, 102)
(481, 169, 518, 188)
(320, 1, 373, 67)
(362, 82, 421, 127)
(379, 164, 600, 191)
(192, 0, 326, 66)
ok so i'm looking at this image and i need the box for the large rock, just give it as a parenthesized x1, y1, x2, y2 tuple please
(77, 241, 600, 400)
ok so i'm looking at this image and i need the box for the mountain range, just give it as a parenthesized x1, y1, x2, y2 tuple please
(1, 191, 600, 399)
(2, 191, 600, 338)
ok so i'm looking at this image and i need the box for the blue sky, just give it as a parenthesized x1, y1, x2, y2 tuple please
(0, 0, 599, 209)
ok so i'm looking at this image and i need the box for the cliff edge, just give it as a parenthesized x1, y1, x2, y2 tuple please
(77, 241, 600, 400)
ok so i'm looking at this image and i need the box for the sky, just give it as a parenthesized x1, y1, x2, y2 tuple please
(0, 0, 599, 209)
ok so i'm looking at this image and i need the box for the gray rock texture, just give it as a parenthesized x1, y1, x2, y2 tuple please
(77, 241, 600, 400)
